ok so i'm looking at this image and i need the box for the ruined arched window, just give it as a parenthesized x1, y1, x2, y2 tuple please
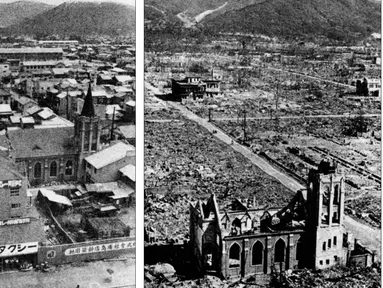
(274, 238, 285, 262)
(333, 185, 339, 204)
(229, 242, 240, 268)
(65, 160, 73, 176)
(231, 218, 241, 235)
(34, 162, 42, 178)
(296, 237, 303, 260)
(50, 161, 57, 177)
(252, 241, 263, 265)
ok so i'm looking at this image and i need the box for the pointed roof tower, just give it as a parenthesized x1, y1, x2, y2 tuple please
(81, 82, 95, 118)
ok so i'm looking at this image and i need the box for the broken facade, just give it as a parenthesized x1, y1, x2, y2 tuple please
(190, 160, 364, 281)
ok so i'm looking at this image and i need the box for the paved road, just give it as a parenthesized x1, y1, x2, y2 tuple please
(168, 101, 381, 260)
(168, 101, 303, 193)
(0, 258, 135, 288)
(211, 113, 381, 121)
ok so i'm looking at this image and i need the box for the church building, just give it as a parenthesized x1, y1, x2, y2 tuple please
(189, 160, 373, 282)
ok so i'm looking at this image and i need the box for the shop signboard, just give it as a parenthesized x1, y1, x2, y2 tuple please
(0, 218, 30, 227)
(64, 240, 135, 256)
(0, 242, 38, 257)
(0, 180, 22, 188)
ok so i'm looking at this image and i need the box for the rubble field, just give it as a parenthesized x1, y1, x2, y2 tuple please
(144, 263, 381, 288)
(213, 117, 381, 228)
(145, 99, 294, 243)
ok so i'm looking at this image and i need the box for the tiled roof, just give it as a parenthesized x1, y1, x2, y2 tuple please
(0, 218, 45, 244)
(0, 155, 24, 181)
(85, 141, 135, 169)
(8, 127, 76, 159)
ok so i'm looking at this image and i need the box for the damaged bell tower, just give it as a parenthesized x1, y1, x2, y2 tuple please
(306, 159, 350, 269)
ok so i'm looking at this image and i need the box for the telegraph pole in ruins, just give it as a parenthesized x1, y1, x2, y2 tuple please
(242, 110, 247, 144)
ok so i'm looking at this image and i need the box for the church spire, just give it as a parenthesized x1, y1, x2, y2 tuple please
(81, 82, 95, 118)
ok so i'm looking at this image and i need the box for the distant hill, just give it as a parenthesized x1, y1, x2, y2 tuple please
(5, 2, 135, 37)
(0, 1, 52, 28)
(202, 0, 381, 41)
(145, 0, 381, 42)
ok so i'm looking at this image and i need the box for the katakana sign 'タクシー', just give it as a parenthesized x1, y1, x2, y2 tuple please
(0, 242, 38, 257)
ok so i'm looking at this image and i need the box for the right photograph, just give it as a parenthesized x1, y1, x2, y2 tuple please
(144, 1, 381, 287)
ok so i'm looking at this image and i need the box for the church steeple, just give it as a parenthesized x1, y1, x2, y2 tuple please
(81, 82, 95, 118)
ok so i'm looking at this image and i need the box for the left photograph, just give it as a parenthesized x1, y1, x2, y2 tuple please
(0, 0, 136, 287)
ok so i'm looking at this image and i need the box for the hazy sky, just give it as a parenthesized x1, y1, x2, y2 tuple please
(0, 0, 135, 6)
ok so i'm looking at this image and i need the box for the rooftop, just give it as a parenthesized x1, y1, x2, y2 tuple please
(119, 164, 135, 182)
(85, 141, 135, 169)
(8, 127, 76, 159)
(39, 188, 72, 206)
(0, 48, 63, 54)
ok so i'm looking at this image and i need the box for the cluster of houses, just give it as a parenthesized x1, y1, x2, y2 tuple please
(0, 39, 136, 271)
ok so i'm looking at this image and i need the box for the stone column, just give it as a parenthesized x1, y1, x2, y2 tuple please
(317, 189, 323, 227)
(266, 236, 272, 274)
(329, 176, 334, 226)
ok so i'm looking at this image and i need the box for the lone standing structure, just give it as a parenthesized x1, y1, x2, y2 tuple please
(189, 160, 373, 283)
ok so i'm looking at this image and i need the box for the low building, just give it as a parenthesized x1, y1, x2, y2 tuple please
(119, 164, 135, 188)
(0, 89, 11, 104)
(21, 61, 57, 73)
(0, 48, 63, 61)
(84, 141, 135, 183)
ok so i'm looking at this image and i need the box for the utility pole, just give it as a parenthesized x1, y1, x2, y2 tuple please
(66, 88, 69, 120)
(208, 107, 212, 122)
(110, 107, 116, 141)
(242, 110, 247, 144)
(275, 81, 279, 118)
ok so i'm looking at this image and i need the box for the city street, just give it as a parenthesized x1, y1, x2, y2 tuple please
(0, 258, 135, 288)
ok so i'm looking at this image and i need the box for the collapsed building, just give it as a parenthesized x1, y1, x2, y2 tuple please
(190, 160, 376, 281)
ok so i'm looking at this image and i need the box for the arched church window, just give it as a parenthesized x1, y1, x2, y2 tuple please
(333, 185, 339, 204)
(229, 242, 241, 268)
(50, 161, 57, 177)
(34, 162, 42, 178)
(252, 241, 263, 265)
(274, 238, 285, 262)
(296, 237, 303, 260)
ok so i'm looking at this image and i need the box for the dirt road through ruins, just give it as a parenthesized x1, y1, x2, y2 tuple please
(166, 100, 381, 260)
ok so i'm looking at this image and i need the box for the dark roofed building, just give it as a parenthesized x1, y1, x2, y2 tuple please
(0, 48, 63, 61)
(7, 127, 78, 185)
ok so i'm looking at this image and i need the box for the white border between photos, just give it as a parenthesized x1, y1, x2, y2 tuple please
(136, 0, 144, 286)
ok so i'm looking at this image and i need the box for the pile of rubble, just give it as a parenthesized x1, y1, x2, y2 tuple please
(145, 193, 192, 244)
(145, 116, 294, 241)
(281, 264, 381, 288)
(145, 263, 232, 288)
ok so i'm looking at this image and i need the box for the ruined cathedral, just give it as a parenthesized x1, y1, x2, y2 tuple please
(189, 160, 375, 281)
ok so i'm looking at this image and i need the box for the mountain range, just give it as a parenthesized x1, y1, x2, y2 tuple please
(1, 1, 135, 37)
(145, 0, 381, 42)
(0, 1, 52, 28)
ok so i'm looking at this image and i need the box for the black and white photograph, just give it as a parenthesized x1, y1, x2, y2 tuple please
(0, 0, 136, 287)
(144, 0, 381, 287)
